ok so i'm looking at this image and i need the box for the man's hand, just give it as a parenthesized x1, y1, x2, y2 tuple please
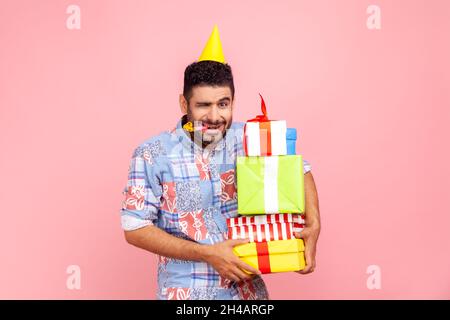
(294, 224, 320, 274)
(202, 238, 262, 283)
(294, 171, 321, 275)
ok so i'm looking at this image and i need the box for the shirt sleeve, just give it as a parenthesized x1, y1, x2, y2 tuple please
(120, 146, 162, 231)
(303, 158, 312, 174)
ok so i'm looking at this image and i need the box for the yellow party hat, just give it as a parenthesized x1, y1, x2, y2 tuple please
(198, 25, 226, 63)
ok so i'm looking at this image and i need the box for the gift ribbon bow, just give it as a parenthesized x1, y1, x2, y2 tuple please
(243, 94, 273, 156)
(248, 93, 269, 122)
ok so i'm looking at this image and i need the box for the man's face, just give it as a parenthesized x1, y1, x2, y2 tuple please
(180, 85, 233, 146)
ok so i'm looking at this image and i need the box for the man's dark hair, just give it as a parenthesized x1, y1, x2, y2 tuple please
(183, 60, 235, 103)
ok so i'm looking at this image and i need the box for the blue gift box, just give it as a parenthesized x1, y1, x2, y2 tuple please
(286, 128, 297, 155)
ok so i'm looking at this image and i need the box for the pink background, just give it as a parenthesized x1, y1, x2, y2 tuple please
(1, 0, 449, 299)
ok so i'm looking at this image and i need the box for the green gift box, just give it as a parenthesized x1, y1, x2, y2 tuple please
(237, 155, 305, 215)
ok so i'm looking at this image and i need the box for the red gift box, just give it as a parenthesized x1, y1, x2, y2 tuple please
(243, 94, 286, 156)
(227, 213, 305, 243)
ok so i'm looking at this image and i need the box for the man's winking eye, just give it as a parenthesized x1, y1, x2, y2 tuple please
(196, 97, 231, 108)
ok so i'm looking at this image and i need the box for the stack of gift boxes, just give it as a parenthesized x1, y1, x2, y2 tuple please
(227, 95, 307, 274)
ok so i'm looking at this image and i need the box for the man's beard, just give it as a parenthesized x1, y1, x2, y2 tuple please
(185, 111, 232, 148)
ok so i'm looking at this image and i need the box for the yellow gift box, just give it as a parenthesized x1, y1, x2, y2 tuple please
(233, 238, 306, 274)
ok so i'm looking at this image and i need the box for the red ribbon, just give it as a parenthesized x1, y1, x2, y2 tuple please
(243, 94, 272, 156)
(255, 242, 271, 274)
(248, 94, 269, 122)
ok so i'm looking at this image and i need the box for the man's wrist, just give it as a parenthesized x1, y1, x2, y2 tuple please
(306, 218, 320, 229)
(304, 211, 320, 229)
(195, 243, 213, 263)
(309, 221, 321, 231)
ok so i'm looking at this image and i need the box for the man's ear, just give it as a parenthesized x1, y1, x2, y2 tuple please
(179, 94, 188, 114)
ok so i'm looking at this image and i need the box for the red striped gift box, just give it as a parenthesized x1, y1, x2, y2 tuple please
(227, 213, 305, 243)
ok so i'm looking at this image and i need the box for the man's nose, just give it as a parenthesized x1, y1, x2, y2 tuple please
(207, 105, 220, 123)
